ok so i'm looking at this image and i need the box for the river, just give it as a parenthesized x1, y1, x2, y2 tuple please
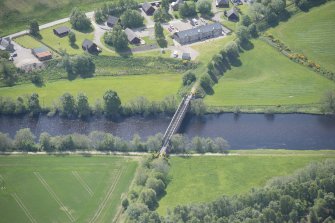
(0, 113, 334, 150)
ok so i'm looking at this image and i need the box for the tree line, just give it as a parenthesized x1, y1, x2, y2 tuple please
(125, 159, 335, 222)
(0, 129, 228, 154)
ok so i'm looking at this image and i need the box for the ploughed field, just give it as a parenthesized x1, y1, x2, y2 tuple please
(204, 40, 335, 107)
(268, 1, 335, 72)
(157, 151, 335, 215)
(0, 155, 137, 223)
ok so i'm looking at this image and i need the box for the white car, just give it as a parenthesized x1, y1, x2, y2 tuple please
(173, 51, 179, 58)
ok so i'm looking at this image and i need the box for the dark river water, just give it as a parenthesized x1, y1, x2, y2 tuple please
(0, 113, 335, 150)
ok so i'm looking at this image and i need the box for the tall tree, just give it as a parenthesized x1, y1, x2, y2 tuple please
(28, 93, 41, 116)
(29, 20, 39, 36)
(14, 128, 36, 151)
(68, 31, 76, 45)
(103, 90, 121, 117)
(70, 7, 91, 31)
(121, 10, 144, 28)
(60, 93, 77, 118)
(197, 0, 212, 15)
(77, 93, 91, 118)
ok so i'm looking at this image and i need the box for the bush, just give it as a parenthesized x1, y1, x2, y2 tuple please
(70, 7, 91, 31)
(68, 31, 76, 45)
(14, 128, 37, 151)
(320, 90, 335, 114)
(197, 0, 212, 15)
(182, 71, 196, 86)
(121, 10, 144, 28)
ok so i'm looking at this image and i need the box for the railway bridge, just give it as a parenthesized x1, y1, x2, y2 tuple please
(159, 94, 193, 156)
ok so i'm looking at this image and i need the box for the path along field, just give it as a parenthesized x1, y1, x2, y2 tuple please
(158, 150, 335, 215)
(0, 73, 181, 106)
(204, 39, 335, 107)
(0, 155, 137, 223)
(268, 1, 335, 72)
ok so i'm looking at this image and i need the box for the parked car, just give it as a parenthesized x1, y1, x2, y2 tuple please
(11, 52, 17, 57)
(173, 51, 178, 58)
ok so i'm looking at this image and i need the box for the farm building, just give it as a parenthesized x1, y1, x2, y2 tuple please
(182, 52, 191, 60)
(173, 23, 223, 45)
(216, 0, 229, 7)
(107, 16, 120, 28)
(0, 37, 14, 52)
(171, 0, 184, 11)
(53, 26, 70, 37)
(142, 2, 155, 15)
(227, 7, 239, 21)
(82, 39, 99, 53)
(32, 47, 52, 61)
(124, 28, 141, 44)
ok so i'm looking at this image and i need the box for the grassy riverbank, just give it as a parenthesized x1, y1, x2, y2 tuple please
(158, 150, 335, 215)
(0, 155, 138, 223)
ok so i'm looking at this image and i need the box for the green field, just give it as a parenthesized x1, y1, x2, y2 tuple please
(158, 151, 335, 215)
(14, 35, 46, 49)
(0, 155, 138, 223)
(204, 39, 335, 106)
(0, 73, 182, 106)
(268, 1, 335, 72)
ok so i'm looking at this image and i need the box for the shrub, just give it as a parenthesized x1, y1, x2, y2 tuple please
(182, 71, 196, 86)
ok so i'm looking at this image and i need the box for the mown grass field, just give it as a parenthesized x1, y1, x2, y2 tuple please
(0, 155, 138, 223)
(158, 151, 335, 215)
(268, 1, 335, 72)
(0, 73, 182, 106)
(14, 35, 45, 49)
(204, 39, 335, 106)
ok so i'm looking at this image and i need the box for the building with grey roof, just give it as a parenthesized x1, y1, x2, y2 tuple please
(107, 16, 120, 28)
(53, 26, 70, 37)
(142, 2, 155, 15)
(227, 7, 239, 20)
(0, 37, 14, 52)
(124, 28, 141, 44)
(216, 0, 229, 7)
(173, 23, 223, 45)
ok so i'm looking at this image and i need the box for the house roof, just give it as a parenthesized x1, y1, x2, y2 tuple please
(174, 23, 222, 39)
(36, 51, 52, 58)
(227, 7, 239, 18)
(107, 16, 119, 25)
(32, 46, 50, 54)
(124, 28, 139, 42)
(53, 26, 70, 34)
(82, 39, 95, 49)
(217, 0, 229, 4)
(0, 37, 11, 48)
(182, 52, 191, 60)
(142, 2, 154, 12)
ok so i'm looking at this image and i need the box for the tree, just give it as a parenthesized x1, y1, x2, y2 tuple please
(241, 15, 252, 27)
(122, 198, 129, 210)
(15, 97, 27, 115)
(197, 0, 212, 15)
(225, 41, 239, 60)
(103, 31, 113, 45)
(270, 0, 286, 15)
(127, 203, 150, 221)
(179, 2, 197, 18)
(153, 8, 170, 23)
(139, 188, 158, 210)
(71, 55, 95, 78)
(14, 128, 36, 151)
(0, 133, 14, 151)
(170, 134, 187, 153)
(236, 25, 250, 43)
(94, 9, 105, 24)
(77, 93, 91, 118)
(28, 93, 41, 116)
(200, 74, 213, 93)
(190, 99, 206, 116)
(70, 7, 91, 31)
(68, 31, 76, 45)
(182, 71, 196, 86)
(146, 177, 166, 196)
(154, 22, 167, 48)
(0, 59, 18, 86)
(321, 91, 335, 114)
(105, 24, 129, 51)
(29, 20, 39, 36)
(39, 132, 53, 152)
(248, 23, 258, 38)
(60, 93, 77, 118)
(103, 90, 121, 117)
(121, 10, 144, 28)
(161, 0, 170, 12)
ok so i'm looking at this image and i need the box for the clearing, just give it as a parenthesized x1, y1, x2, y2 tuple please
(268, 1, 335, 72)
(0, 73, 182, 106)
(0, 155, 138, 223)
(158, 150, 335, 215)
(204, 39, 335, 107)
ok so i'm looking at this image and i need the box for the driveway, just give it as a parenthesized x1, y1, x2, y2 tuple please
(12, 41, 42, 69)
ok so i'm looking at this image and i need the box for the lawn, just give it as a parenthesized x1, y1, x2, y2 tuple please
(268, 1, 335, 72)
(204, 39, 335, 106)
(13, 35, 46, 49)
(0, 73, 182, 106)
(39, 22, 94, 55)
(0, 155, 138, 223)
(158, 151, 335, 215)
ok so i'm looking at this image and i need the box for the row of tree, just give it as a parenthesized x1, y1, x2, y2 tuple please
(179, 0, 212, 18)
(0, 93, 41, 116)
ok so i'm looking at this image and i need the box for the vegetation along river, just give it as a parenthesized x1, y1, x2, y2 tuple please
(0, 113, 335, 150)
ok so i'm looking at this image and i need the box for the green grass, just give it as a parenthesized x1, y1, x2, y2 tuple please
(13, 35, 46, 49)
(39, 22, 94, 55)
(204, 39, 335, 106)
(158, 151, 335, 215)
(268, 1, 335, 72)
(0, 155, 138, 223)
(0, 73, 182, 106)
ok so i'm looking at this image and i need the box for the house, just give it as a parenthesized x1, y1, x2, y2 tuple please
(124, 28, 141, 44)
(53, 26, 70, 37)
(0, 37, 14, 52)
(142, 2, 155, 15)
(32, 47, 52, 61)
(107, 16, 120, 28)
(173, 22, 223, 45)
(82, 39, 99, 53)
(227, 7, 239, 21)
(182, 52, 191, 60)
(216, 0, 229, 7)
(171, 0, 184, 11)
